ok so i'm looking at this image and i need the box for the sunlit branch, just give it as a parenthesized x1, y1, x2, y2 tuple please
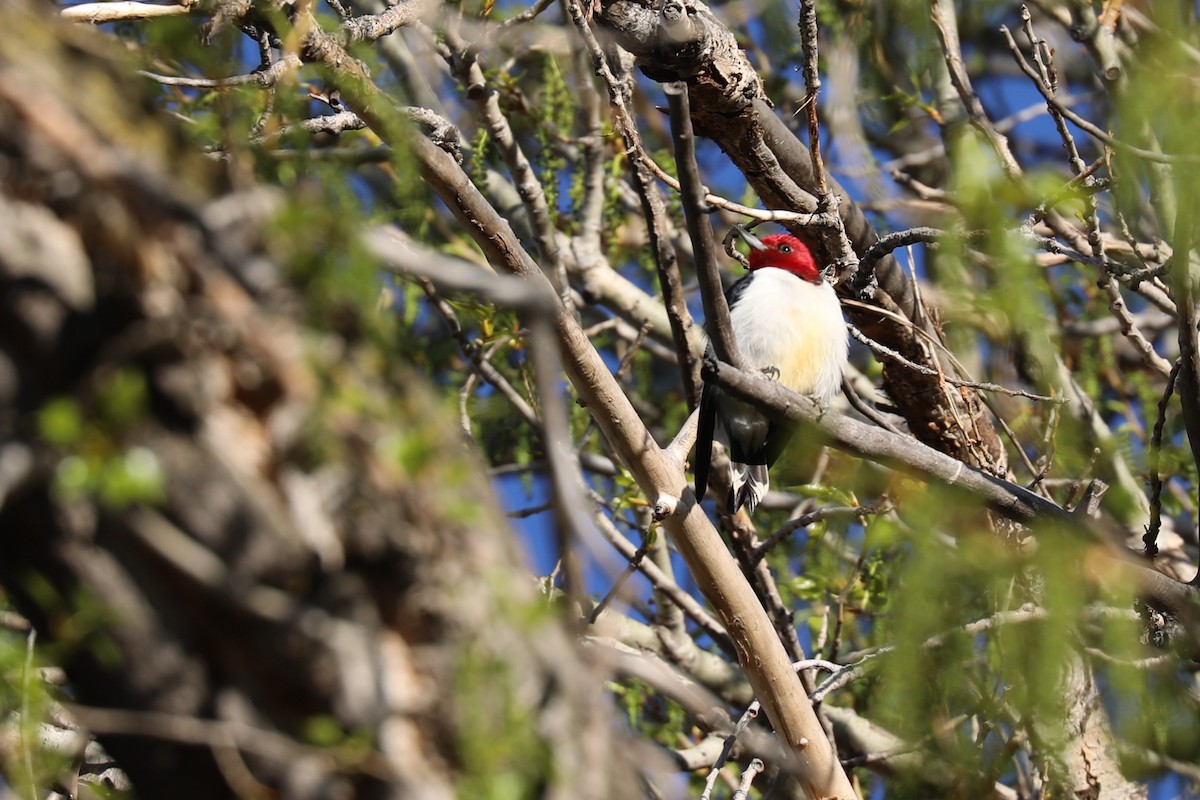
(707, 357, 1200, 636)
(62, 2, 192, 22)
(409, 116, 853, 790)
(338, 0, 434, 44)
(440, 25, 569, 304)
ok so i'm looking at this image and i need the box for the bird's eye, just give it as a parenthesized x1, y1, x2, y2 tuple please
(779, 244, 792, 254)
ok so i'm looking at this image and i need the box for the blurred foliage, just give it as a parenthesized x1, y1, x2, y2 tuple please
(5, 0, 1200, 797)
(37, 369, 165, 510)
(612, 678, 689, 752)
(0, 619, 70, 800)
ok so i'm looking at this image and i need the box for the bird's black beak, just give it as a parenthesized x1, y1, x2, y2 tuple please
(734, 226, 767, 251)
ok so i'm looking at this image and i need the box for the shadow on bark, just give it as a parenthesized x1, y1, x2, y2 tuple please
(0, 6, 651, 798)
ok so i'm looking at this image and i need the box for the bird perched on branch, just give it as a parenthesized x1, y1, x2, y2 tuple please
(694, 230, 848, 516)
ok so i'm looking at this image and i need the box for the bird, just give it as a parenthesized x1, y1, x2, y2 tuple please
(694, 230, 848, 516)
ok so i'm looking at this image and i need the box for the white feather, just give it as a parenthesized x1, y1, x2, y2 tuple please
(728, 267, 847, 405)
(715, 267, 847, 514)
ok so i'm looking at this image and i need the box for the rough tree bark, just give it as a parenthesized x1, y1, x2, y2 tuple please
(0, 6, 651, 798)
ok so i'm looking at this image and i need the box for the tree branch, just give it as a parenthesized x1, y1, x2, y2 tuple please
(595, 0, 1009, 479)
(665, 81, 743, 373)
(705, 357, 1200, 638)
(62, 2, 193, 22)
(408, 116, 857, 798)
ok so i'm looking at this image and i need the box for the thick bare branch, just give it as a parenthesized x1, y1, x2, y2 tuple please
(705, 357, 1200, 641)
(665, 82, 742, 372)
(409, 119, 857, 799)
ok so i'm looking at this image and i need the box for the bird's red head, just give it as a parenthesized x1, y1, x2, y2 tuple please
(747, 233, 821, 284)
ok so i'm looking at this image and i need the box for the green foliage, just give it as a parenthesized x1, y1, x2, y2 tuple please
(611, 678, 689, 750)
(607, 467, 649, 516)
(0, 623, 71, 799)
(829, 474, 1193, 791)
(37, 369, 165, 509)
(469, 126, 492, 187)
(533, 54, 572, 227)
(37, 397, 83, 448)
(300, 714, 373, 760)
(15, 0, 1200, 795)
(455, 645, 554, 800)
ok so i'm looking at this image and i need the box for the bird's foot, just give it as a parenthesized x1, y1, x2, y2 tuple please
(761, 365, 780, 381)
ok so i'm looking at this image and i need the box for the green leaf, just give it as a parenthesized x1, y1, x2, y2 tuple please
(96, 368, 148, 431)
(37, 398, 83, 447)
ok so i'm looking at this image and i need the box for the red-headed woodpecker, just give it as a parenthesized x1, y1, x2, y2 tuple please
(694, 231, 848, 515)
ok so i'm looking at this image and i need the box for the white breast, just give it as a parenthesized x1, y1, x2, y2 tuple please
(728, 268, 848, 405)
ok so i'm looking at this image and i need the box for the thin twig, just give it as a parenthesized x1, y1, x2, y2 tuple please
(574, 49, 608, 250)
(798, 0, 827, 197)
(1167, 266, 1200, 564)
(751, 504, 885, 566)
(587, 533, 654, 624)
(1145, 360, 1181, 557)
(850, 226, 981, 297)
(1013, 10, 1172, 379)
(630, 146, 828, 224)
(21, 629, 36, 800)
(700, 704, 760, 800)
(732, 757, 765, 800)
(931, 0, 1022, 179)
(587, 510, 733, 652)
(527, 315, 602, 604)
(575, 322, 651, 454)
(441, 25, 568, 304)
(0, 611, 31, 632)
(817, 606, 1051, 703)
(1000, 22, 1200, 165)
(1027, 403, 1060, 492)
(419, 280, 542, 429)
(844, 315, 1062, 403)
(138, 55, 301, 88)
(560, 26, 702, 396)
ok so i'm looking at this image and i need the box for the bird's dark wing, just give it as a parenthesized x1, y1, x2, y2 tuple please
(696, 273, 754, 505)
(762, 421, 797, 468)
(723, 272, 753, 311)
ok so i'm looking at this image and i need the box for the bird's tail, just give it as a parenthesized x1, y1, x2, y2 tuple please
(727, 462, 769, 516)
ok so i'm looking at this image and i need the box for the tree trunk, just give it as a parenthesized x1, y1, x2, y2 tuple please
(0, 6, 652, 797)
